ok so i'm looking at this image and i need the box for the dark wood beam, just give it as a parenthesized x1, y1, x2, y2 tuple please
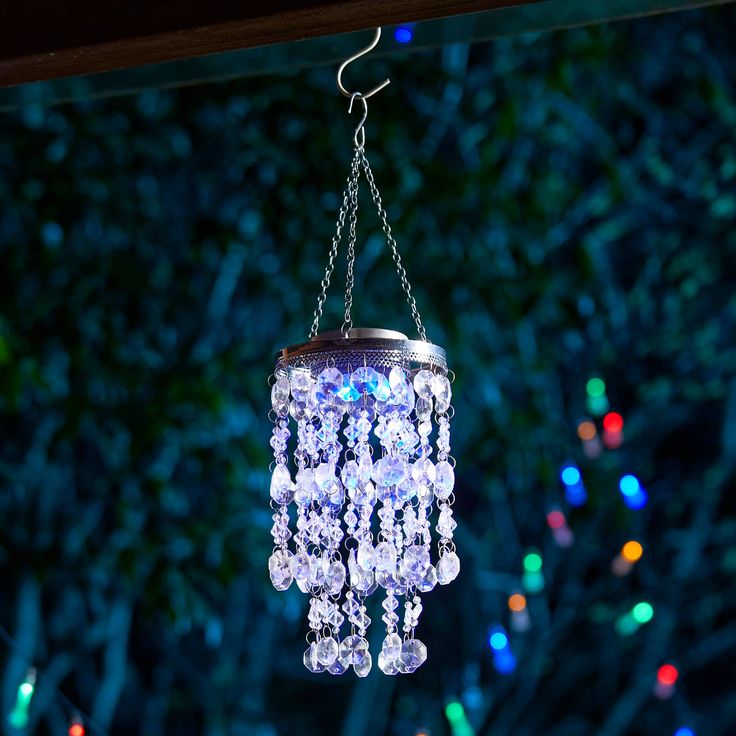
(0, 0, 539, 88)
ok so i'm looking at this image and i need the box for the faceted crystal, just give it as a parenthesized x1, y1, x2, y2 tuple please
(374, 541, 397, 572)
(432, 374, 452, 413)
(400, 639, 427, 672)
(357, 543, 376, 571)
(304, 642, 326, 673)
(373, 456, 407, 487)
(373, 373, 391, 401)
(339, 635, 369, 666)
(270, 464, 294, 505)
(327, 657, 348, 675)
(341, 460, 359, 489)
(401, 545, 430, 583)
(290, 551, 311, 582)
(351, 367, 380, 395)
(271, 377, 291, 407)
(325, 561, 346, 594)
(417, 564, 438, 592)
(268, 550, 293, 591)
(354, 651, 372, 677)
(378, 650, 399, 675)
(316, 636, 339, 666)
(314, 462, 336, 489)
(317, 366, 344, 395)
(412, 457, 436, 485)
(382, 632, 402, 661)
(349, 481, 376, 507)
(290, 371, 312, 402)
(434, 461, 455, 500)
(437, 551, 461, 584)
(415, 396, 432, 421)
(337, 383, 360, 402)
(413, 370, 435, 399)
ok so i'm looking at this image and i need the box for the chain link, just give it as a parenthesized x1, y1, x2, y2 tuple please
(359, 149, 428, 341)
(309, 148, 361, 339)
(341, 153, 360, 337)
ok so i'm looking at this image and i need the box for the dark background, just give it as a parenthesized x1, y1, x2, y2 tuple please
(0, 5, 735, 735)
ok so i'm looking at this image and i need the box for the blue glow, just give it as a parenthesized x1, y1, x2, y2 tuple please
(494, 650, 517, 674)
(489, 632, 509, 651)
(623, 488, 648, 509)
(565, 483, 588, 507)
(394, 26, 413, 44)
(561, 466, 581, 486)
(619, 474, 641, 496)
(674, 729, 695, 736)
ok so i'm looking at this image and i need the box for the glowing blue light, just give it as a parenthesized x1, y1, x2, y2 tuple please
(489, 632, 509, 651)
(394, 26, 413, 43)
(619, 474, 641, 496)
(674, 729, 695, 736)
(565, 483, 588, 507)
(623, 488, 648, 509)
(494, 649, 517, 674)
(561, 466, 581, 486)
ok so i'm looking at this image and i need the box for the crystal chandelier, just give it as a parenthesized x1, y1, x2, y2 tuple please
(267, 28, 458, 677)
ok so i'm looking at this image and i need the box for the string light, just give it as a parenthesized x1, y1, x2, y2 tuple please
(69, 720, 85, 736)
(602, 411, 624, 449)
(547, 508, 574, 547)
(508, 593, 527, 612)
(622, 540, 643, 563)
(586, 377, 609, 416)
(657, 664, 679, 686)
(674, 728, 695, 736)
(522, 550, 545, 592)
(7, 669, 35, 729)
(632, 601, 654, 623)
(444, 701, 475, 736)
(577, 420, 596, 441)
(560, 463, 588, 506)
(488, 624, 517, 674)
(619, 474, 648, 509)
(394, 26, 414, 43)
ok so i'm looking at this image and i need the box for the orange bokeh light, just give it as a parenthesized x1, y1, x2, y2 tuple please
(69, 725, 85, 736)
(508, 593, 527, 612)
(577, 420, 597, 441)
(622, 540, 643, 563)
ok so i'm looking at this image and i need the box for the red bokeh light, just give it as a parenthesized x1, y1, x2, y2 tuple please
(657, 664, 679, 686)
(546, 510, 566, 529)
(603, 412, 624, 433)
(69, 724, 85, 736)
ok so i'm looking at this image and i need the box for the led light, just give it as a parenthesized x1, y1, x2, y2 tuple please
(523, 552, 543, 573)
(493, 649, 517, 674)
(565, 483, 588, 507)
(622, 540, 643, 562)
(489, 632, 509, 651)
(445, 702, 465, 722)
(508, 593, 527, 612)
(657, 664, 679, 686)
(394, 26, 413, 43)
(674, 728, 695, 736)
(577, 420, 597, 440)
(547, 510, 566, 529)
(623, 488, 648, 509)
(619, 475, 640, 496)
(632, 602, 654, 623)
(561, 466, 581, 486)
(586, 377, 606, 397)
(603, 412, 624, 433)
(69, 724, 85, 736)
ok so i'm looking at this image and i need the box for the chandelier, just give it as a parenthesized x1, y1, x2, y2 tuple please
(267, 28, 458, 677)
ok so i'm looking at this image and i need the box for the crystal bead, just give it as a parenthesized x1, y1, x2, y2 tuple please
(382, 633, 402, 661)
(437, 507, 457, 538)
(316, 636, 339, 666)
(417, 564, 437, 592)
(373, 456, 407, 487)
(400, 639, 427, 672)
(325, 561, 346, 594)
(433, 374, 452, 413)
(314, 462, 336, 489)
(434, 461, 455, 500)
(349, 481, 376, 507)
(270, 464, 294, 505)
(357, 543, 376, 571)
(268, 550, 293, 591)
(339, 635, 369, 666)
(354, 651, 372, 677)
(290, 371, 312, 402)
(413, 370, 435, 399)
(317, 367, 344, 396)
(337, 383, 360, 402)
(391, 380, 415, 415)
(304, 642, 326, 673)
(412, 457, 436, 485)
(327, 657, 348, 675)
(374, 541, 397, 572)
(437, 550, 460, 584)
(271, 377, 290, 407)
(351, 367, 379, 395)
(378, 650, 399, 675)
(291, 552, 311, 582)
(415, 396, 432, 421)
(341, 460, 359, 489)
(373, 373, 391, 401)
(401, 545, 430, 583)
(351, 569, 377, 596)
(308, 555, 326, 586)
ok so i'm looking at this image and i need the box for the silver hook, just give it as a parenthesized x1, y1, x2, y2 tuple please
(348, 93, 369, 149)
(336, 28, 391, 101)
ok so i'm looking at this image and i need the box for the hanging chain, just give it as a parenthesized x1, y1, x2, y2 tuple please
(359, 149, 428, 341)
(309, 148, 361, 339)
(341, 152, 361, 337)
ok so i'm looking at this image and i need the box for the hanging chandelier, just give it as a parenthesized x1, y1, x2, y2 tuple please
(267, 28, 458, 677)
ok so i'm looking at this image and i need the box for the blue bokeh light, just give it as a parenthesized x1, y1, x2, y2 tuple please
(394, 26, 413, 44)
(619, 474, 641, 496)
(674, 729, 695, 736)
(561, 465, 581, 486)
(623, 488, 648, 509)
(490, 632, 509, 651)
(494, 649, 517, 674)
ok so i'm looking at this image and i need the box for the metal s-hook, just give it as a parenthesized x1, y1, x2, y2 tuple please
(348, 93, 369, 149)
(336, 27, 391, 101)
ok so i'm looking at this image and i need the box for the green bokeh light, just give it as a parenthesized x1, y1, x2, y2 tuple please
(586, 377, 606, 397)
(523, 552, 543, 572)
(632, 602, 654, 623)
(445, 701, 465, 722)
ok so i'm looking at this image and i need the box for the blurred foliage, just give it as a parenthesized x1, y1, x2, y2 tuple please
(1, 5, 736, 736)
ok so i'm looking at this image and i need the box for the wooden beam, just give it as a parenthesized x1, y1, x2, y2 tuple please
(0, 0, 540, 88)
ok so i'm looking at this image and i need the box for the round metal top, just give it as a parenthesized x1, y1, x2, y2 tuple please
(274, 327, 447, 375)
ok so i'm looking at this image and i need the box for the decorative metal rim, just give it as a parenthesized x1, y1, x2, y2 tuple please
(275, 327, 447, 375)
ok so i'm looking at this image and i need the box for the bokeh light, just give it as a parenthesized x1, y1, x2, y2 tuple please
(619, 475, 641, 496)
(577, 420, 597, 440)
(674, 728, 695, 736)
(632, 602, 654, 623)
(508, 593, 527, 612)
(547, 510, 566, 529)
(586, 377, 606, 397)
(561, 465, 581, 486)
(603, 412, 624, 432)
(657, 664, 679, 686)
(523, 551, 543, 573)
(622, 540, 643, 562)
(394, 26, 413, 43)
